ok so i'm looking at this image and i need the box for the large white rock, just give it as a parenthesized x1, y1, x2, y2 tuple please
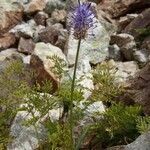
(7, 110, 45, 150)
(7, 95, 62, 150)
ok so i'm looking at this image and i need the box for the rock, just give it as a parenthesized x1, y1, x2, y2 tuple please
(33, 25, 45, 42)
(133, 49, 150, 64)
(22, 55, 31, 64)
(85, 101, 105, 117)
(0, 33, 16, 50)
(10, 0, 29, 4)
(46, 18, 64, 27)
(7, 110, 46, 150)
(99, 0, 150, 18)
(108, 44, 121, 61)
(141, 36, 150, 51)
(46, 18, 56, 26)
(39, 26, 68, 51)
(55, 27, 68, 52)
(0, 1, 23, 34)
(66, 5, 110, 65)
(51, 9, 67, 23)
(115, 61, 139, 83)
(10, 20, 37, 39)
(39, 26, 59, 45)
(24, 0, 46, 13)
(118, 14, 138, 32)
(97, 7, 117, 35)
(34, 11, 48, 26)
(110, 33, 136, 61)
(120, 63, 150, 115)
(0, 48, 21, 62)
(44, 0, 66, 15)
(124, 8, 150, 38)
(107, 131, 150, 150)
(53, 23, 63, 32)
(18, 37, 35, 54)
(107, 60, 139, 83)
(30, 42, 67, 92)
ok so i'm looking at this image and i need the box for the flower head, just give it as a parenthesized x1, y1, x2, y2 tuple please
(68, 2, 97, 40)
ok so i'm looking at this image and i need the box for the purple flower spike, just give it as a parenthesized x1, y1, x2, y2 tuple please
(68, 2, 97, 40)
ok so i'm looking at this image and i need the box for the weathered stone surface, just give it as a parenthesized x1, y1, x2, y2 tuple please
(141, 36, 150, 51)
(106, 60, 139, 84)
(39, 26, 59, 45)
(0, 1, 23, 34)
(0, 33, 16, 50)
(124, 8, 150, 38)
(120, 63, 150, 115)
(44, 0, 66, 15)
(114, 61, 139, 83)
(39, 26, 68, 51)
(10, 20, 37, 39)
(33, 25, 45, 42)
(108, 44, 121, 61)
(110, 33, 136, 60)
(34, 11, 48, 26)
(0, 48, 21, 62)
(7, 109, 46, 150)
(133, 49, 150, 64)
(22, 55, 31, 64)
(97, 6, 117, 35)
(51, 9, 67, 23)
(99, 0, 150, 18)
(24, 0, 46, 13)
(30, 42, 67, 92)
(18, 37, 35, 54)
(118, 14, 138, 32)
(55, 27, 68, 52)
(46, 18, 56, 26)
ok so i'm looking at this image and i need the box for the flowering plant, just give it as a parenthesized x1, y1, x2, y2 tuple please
(68, 0, 97, 148)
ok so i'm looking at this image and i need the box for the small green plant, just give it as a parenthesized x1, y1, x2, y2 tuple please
(137, 27, 150, 41)
(137, 116, 150, 134)
(0, 59, 30, 149)
(89, 103, 142, 147)
(21, 79, 85, 149)
(91, 63, 123, 103)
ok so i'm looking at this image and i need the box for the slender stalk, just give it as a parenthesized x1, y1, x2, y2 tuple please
(70, 38, 81, 148)
(78, 0, 80, 5)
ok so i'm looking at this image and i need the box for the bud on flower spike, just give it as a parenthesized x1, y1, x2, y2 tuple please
(68, 2, 97, 40)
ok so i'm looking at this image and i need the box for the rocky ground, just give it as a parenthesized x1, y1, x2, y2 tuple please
(0, 0, 150, 150)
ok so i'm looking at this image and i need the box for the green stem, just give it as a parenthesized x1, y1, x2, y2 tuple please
(70, 38, 81, 149)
